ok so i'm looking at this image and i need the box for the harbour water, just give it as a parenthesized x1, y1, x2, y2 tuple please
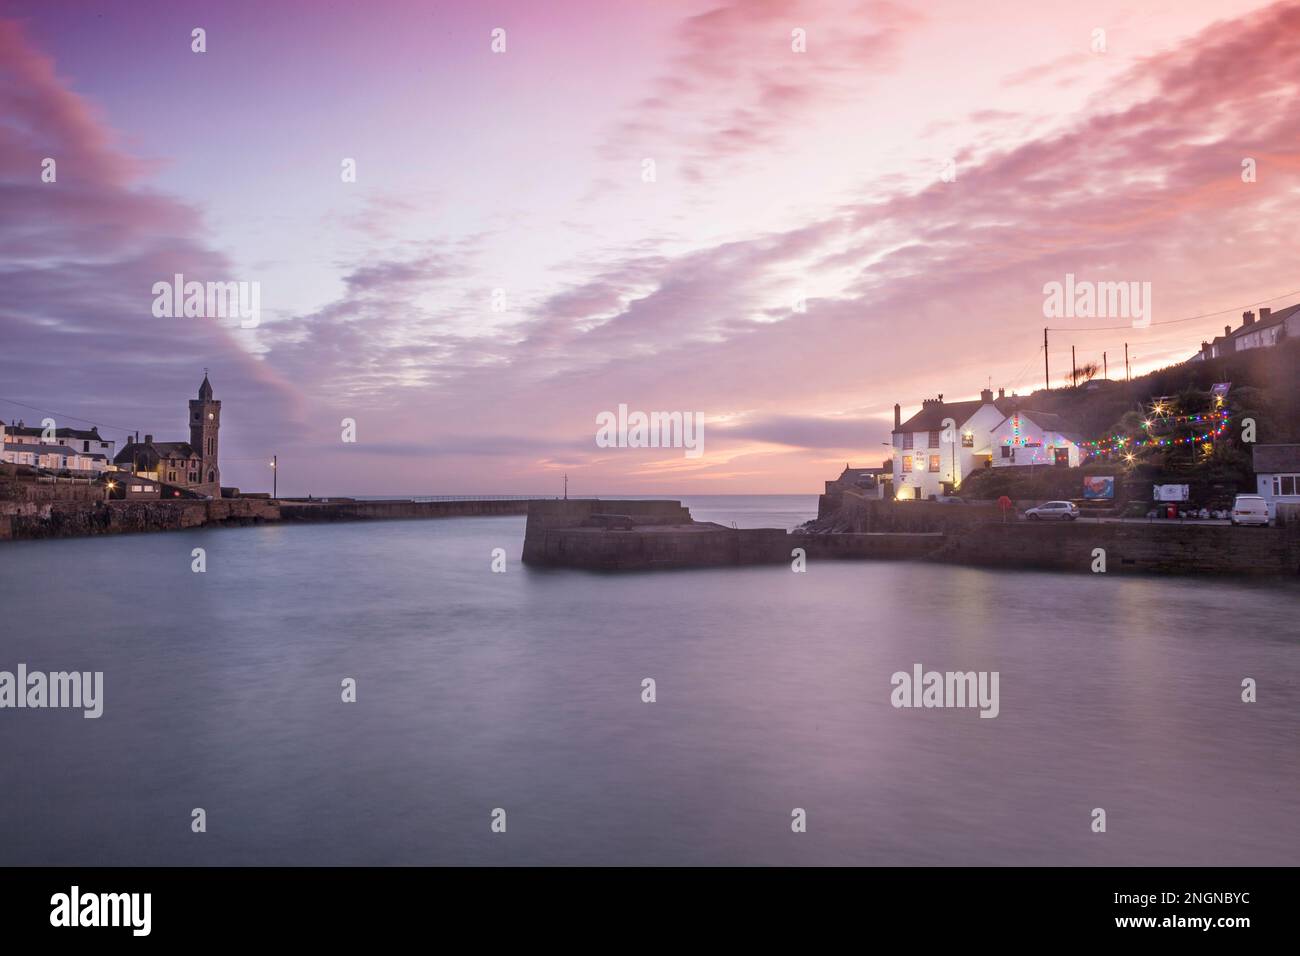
(1, 495, 1297, 865)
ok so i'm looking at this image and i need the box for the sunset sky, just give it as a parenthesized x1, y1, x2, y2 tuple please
(2, 0, 1298, 495)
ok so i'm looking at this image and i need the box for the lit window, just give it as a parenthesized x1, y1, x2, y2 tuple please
(902, 456, 913, 473)
(929, 455, 940, 473)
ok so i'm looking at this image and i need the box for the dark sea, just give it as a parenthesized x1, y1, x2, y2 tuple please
(1, 494, 1297, 865)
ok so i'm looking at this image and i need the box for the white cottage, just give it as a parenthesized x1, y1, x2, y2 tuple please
(890, 389, 1014, 500)
(988, 410, 1083, 468)
(1253, 444, 1300, 518)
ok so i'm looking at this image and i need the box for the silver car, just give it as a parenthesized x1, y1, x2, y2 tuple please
(1024, 500, 1079, 521)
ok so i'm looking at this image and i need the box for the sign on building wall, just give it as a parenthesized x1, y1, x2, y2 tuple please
(1083, 476, 1114, 499)
(1153, 484, 1190, 502)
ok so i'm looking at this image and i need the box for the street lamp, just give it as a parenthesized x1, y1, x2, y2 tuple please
(269, 455, 277, 498)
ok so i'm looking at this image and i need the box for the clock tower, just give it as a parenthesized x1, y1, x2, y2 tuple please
(189, 372, 221, 495)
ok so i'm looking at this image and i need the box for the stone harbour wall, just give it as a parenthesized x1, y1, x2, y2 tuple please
(2, 498, 280, 541)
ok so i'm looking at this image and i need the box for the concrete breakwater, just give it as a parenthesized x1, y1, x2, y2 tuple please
(521, 499, 1300, 576)
(0, 497, 532, 541)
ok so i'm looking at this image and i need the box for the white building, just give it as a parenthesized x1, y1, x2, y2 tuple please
(0, 421, 115, 474)
(1189, 304, 1300, 362)
(1, 441, 102, 474)
(1253, 444, 1300, 518)
(988, 410, 1084, 469)
(890, 389, 1015, 500)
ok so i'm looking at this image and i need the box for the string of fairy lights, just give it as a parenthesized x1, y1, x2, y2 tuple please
(1079, 401, 1231, 461)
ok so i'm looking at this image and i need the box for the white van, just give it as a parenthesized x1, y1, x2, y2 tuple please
(1231, 494, 1270, 527)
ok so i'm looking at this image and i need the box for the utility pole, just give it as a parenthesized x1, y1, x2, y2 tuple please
(1103, 351, 1108, 381)
(1043, 328, 1050, 391)
(563, 473, 568, 500)
(1071, 345, 1077, 388)
(1124, 343, 1130, 382)
(270, 454, 277, 498)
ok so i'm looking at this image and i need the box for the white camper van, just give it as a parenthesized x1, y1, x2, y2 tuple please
(1231, 494, 1270, 527)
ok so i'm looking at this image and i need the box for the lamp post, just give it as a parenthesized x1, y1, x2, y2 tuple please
(270, 455, 277, 498)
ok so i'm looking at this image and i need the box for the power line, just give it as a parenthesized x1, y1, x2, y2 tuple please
(0, 396, 142, 434)
(1046, 288, 1300, 333)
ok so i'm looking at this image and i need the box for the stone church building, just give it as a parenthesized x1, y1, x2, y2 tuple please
(113, 373, 222, 497)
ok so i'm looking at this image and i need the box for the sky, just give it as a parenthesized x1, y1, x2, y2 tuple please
(2, 0, 1298, 495)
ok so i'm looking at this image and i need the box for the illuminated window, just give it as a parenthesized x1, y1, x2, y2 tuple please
(929, 455, 940, 473)
(902, 456, 913, 473)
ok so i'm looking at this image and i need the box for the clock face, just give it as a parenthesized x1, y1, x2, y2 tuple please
(207, 413, 214, 420)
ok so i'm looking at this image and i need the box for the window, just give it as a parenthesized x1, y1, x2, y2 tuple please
(902, 433, 914, 450)
(1274, 475, 1298, 496)
(902, 456, 913, 473)
(928, 454, 940, 473)
(130, 485, 143, 492)
(1000, 445, 1012, 459)
(928, 430, 941, 448)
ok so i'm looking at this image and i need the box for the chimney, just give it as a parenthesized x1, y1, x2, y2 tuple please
(980, 387, 993, 403)
(997, 387, 1005, 399)
(1225, 325, 1232, 337)
(144, 434, 153, 444)
(1260, 307, 1272, 323)
(893, 403, 901, 429)
(1201, 341, 1212, 358)
(1243, 310, 1255, 326)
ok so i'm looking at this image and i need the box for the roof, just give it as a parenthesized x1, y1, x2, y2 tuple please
(152, 442, 197, 459)
(894, 398, 1013, 434)
(55, 426, 106, 441)
(1, 424, 106, 440)
(4, 441, 94, 456)
(112, 440, 198, 465)
(1253, 444, 1300, 474)
(990, 409, 1085, 443)
(198, 374, 214, 401)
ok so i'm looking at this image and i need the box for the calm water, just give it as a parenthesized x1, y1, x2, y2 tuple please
(1, 495, 1297, 866)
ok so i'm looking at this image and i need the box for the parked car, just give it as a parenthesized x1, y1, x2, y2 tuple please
(933, 495, 966, 504)
(1231, 494, 1270, 527)
(1024, 500, 1080, 521)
